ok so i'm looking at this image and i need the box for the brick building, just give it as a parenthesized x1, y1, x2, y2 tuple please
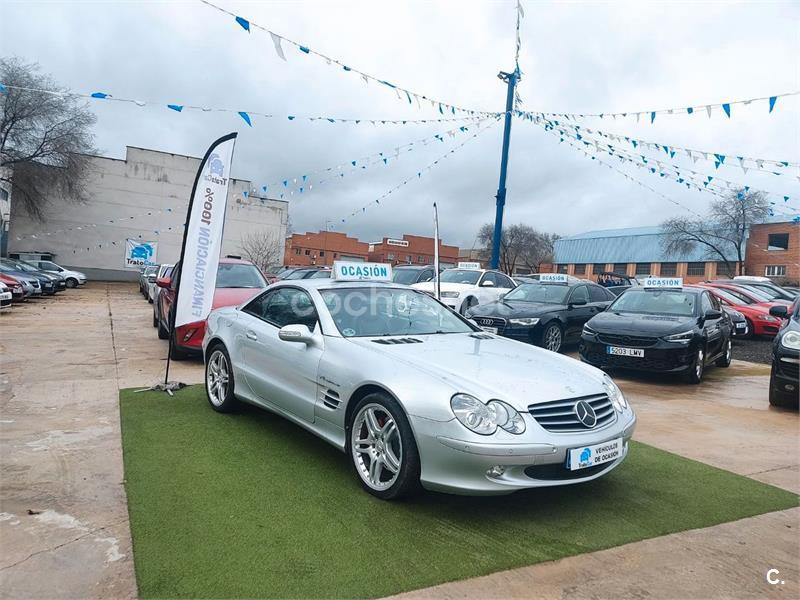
(368, 234, 459, 267)
(744, 221, 800, 282)
(284, 231, 369, 266)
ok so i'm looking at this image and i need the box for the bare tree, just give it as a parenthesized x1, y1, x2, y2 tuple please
(239, 230, 283, 272)
(477, 223, 559, 274)
(661, 188, 769, 277)
(1, 57, 96, 220)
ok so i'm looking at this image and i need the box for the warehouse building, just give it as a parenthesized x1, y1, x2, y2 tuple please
(554, 220, 799, 284)
(368, 234, 459, 267)
(7, 146, 289, 280)
(284, 231, 370, 266)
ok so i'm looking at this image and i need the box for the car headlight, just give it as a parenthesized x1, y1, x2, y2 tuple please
(450, 394, 526, 435)
(583, 324, 597, 336)
(663, 330, 693, 343)
(509, 317, 539, 326)
(602, 375, 628, 413)
(781, 331, 800, 351)
(759, 315, 780, 322)
(440, 291, 460, 298)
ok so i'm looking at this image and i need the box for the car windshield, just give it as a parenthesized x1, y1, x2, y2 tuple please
(143, 266, 158, 275)
(215, 263, 267, 288)
(608, 289, 697, 316)
(708, 287, 751, 305)
(284, 269, 314, 280)
(736, 284, 776, 301)
(438, 269, 481, 285)
(392, 268, 423, 285)
(8, 261, 37, 273)
(504, 283, 570, 304)
(309, 270, 331, 279)
(321, 287, 475, 337)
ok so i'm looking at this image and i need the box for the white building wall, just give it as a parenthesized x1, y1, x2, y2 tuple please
(8, 146, 288, 280)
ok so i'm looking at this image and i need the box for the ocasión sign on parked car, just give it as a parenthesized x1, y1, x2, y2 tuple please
(202, 262, 636, 500)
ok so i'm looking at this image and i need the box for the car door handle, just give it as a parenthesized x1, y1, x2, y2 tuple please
(246, 330, 258, 341)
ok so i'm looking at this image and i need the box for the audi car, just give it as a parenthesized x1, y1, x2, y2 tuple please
(466, 280, 616, 352)
(202, 265, 636, 500)
(580, 283, 732, 383)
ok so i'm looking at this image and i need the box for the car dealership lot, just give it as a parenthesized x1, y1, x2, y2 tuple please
(0, 283, 797, 598)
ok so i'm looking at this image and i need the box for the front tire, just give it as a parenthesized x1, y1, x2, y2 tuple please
(715, 338, 732, 368)
(157, 316, 169, 340)
(685, 347, 705, 384)
(347, 393, 421, 500)
(541, 322, 563, 353)
(66, 278, 78, 289)
(205, 345, 238, 412)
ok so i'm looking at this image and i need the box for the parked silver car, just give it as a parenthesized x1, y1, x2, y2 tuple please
(202, 269, 636, 500)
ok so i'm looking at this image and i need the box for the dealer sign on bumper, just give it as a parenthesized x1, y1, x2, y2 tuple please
(567, 438, 623, 470)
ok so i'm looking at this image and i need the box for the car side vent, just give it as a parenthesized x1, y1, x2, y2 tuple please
(371, 338, 423, 345)
(322, 389, 340, 410)
(469, 333, 494, 340)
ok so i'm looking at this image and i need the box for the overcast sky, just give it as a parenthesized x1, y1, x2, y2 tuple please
(2, 0, 798, 249)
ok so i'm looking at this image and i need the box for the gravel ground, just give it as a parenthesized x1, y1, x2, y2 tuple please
(733, 336, 774, 365)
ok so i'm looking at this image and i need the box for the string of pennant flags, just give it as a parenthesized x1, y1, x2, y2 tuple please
(520, 113, 800, 177)
(0, 84, 492, 128)
(520, 90, 800, 123)
(198, 0, 496, 119)
(531, 117, 800, 216)
(14, 120, 493, 242)
(532, 118, 800, 222)
(333, 119, 499, 227)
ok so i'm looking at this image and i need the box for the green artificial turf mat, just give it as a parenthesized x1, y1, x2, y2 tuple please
(120, 385, 798, 599)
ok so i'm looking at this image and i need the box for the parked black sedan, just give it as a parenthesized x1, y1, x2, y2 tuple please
(580, 285, 733, 383)
(768, 303, 799, 409)
(465, 280, 617, 352)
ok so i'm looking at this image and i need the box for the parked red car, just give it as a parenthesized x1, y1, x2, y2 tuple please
(156, 257, 268, 358)
(693, 284, 786, 336)
(0, 273, 25, 302)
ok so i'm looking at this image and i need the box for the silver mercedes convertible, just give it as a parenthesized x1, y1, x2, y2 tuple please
(203, 270, 636, 500)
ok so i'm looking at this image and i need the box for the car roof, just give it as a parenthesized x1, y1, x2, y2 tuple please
(276, 279, 408, 291)
(219, 257, 255, 265)
(628, 286, 702, 295)
(394, 264, 432, 270)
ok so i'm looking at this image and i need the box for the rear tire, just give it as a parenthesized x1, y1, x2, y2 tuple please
(205, 345, 238, 412)
(715, 338, 732, 368)
(347, 393, 421, 500)
(684, 347, 705, 384)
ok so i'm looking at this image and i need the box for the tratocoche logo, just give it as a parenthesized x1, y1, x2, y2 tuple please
(205, 153, 227, 184)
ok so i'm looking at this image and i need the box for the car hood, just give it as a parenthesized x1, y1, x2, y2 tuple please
(212, 287, 264, 309)
(412, 281, 476, 293)
(468, 299, 565, 318)
(588, 311, 697, 336)
(349, 333, 606, 409)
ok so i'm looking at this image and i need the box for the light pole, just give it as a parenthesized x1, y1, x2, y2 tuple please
(490, 68, 518, 270)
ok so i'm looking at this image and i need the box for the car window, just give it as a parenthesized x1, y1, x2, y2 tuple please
(700, 292, 714, 314)
(589, 285, 612, 302)
(419, 269, 434, 283)
(569, 286, 590, 304)
(493, 273, 514, 289)
(707, 292, 721, 311)
(480, 272, 498, 286)
(245, 287, 318, 330)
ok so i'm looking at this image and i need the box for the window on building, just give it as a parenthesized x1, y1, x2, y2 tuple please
(765, 265, 787, 277)
(767, 233, 790, 251)
(406, 255, 412, 263)
(557, 264, 568, 274)
(593, 263, 606, 274)
(573, 264, 586, 275)
(660, 262, 677, 276)
(319, 251, 325, 257)
(387, 253, 395, 260)
(294, 248, 301, 255)
(334, 253, 338, 258)
(304, 249, 310, 256)
(686, 262, 706, 276)
(418, 255, 425, 263)
(716, 262, 734, 278)
(635, 263, 651, 276)
(612, 263, 628, 275)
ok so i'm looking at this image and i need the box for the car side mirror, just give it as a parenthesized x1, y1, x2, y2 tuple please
(769, 305, 788, 319)
(704, 309, 722, 320)
(480, 280, 495, 287)
(570, 298, 587, 307)
(156, 276, 171, 288)
(278, 324, 315, 345)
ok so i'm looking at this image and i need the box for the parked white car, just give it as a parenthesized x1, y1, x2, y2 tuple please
(29, 260, 87, 288)
(0, 282, 12, 310)
(412, 265, 516, 314)
(148, 263, 173, 304)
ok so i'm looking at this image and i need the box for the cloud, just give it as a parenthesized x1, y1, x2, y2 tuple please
(1, 0, 797, 249)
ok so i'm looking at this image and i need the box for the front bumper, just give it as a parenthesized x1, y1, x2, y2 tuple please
(580, 336, 696, 373)
(409, 409, 637, 495)
(771, 350, 799, 397)
(731, 321, 749, 337)
(0, 292, 12, 308)
(174, 321, 206, 354)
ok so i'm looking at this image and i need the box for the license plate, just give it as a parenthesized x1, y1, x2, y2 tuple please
(567, 438, 623, 470)
(479, 326, 498, 334)
(607, 346, 644, 357)
(736, 323, 746, 329)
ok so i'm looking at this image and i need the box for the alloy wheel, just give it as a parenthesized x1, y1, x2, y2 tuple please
(206, 350, 230, 406)
(544, 325, 562, 352)
(351, 403, 403, 491)
(695, 349, 704, 379)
